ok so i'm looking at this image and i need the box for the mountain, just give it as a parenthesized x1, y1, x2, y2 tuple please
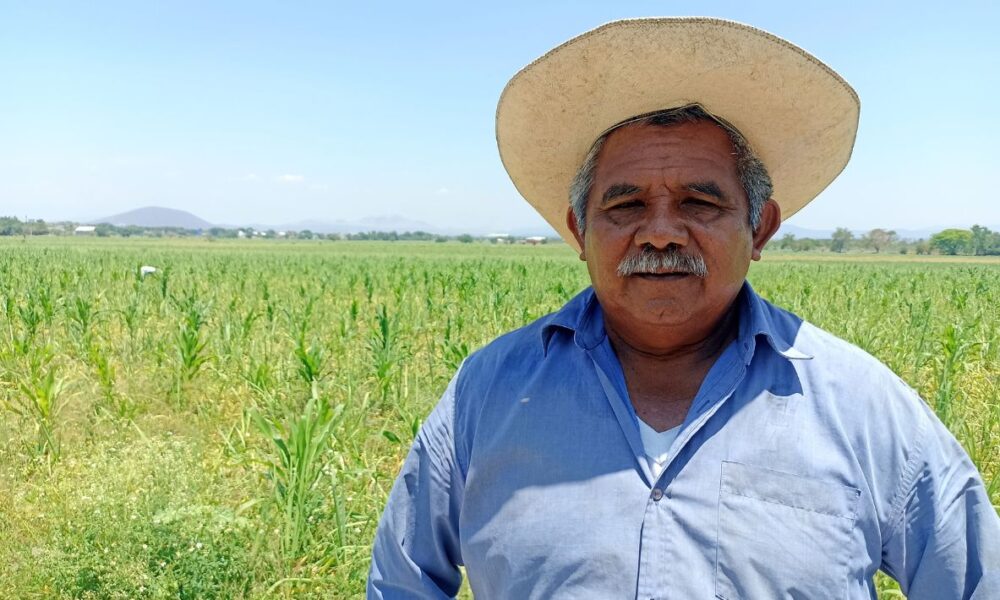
(96, 206, 214, 229)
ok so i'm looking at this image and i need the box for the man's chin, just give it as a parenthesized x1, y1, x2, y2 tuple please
(627, 296, 695, 325)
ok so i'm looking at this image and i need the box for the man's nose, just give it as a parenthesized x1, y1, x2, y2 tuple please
(634, 202, 688, 249)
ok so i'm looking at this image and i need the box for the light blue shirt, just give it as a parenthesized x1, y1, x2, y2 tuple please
(369, 283, 1000, 599)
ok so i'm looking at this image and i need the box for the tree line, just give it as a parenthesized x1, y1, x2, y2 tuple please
(3, 216, 997, 254)
(776, 226, 1000, 256)
(0, 217, 484, 243)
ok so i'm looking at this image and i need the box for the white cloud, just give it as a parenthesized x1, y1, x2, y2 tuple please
(435, 187, 450, 195)
(275, 174, 305, 184)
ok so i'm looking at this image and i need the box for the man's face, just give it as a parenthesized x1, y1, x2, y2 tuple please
(568, 120, 777, 341)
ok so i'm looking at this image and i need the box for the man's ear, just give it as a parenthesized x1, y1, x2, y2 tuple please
(566, 206, 586, 261)
(751, 200, 781, 261)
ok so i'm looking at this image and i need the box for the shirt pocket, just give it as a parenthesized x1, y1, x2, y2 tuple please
(715, 460, 861, 600)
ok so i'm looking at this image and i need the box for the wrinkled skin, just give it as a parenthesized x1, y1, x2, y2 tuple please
(568, 120, 781, 358)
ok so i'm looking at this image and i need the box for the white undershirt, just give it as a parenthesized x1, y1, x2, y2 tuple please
(638, 418, 682, 481)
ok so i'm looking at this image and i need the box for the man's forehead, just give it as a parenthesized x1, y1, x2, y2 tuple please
(593, 120, 742, 179)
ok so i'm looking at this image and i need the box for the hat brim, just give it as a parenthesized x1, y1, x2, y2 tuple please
(496, 17, 860, 251)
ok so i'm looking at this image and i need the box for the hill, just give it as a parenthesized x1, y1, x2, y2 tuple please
(96, 207, 214, 229)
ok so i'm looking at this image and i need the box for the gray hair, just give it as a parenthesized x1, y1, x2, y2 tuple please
(617, 245, 708, 278)
(569, 105, 772, 234)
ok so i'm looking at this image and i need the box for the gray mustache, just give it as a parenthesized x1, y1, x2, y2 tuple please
(617, 247, 708, 278)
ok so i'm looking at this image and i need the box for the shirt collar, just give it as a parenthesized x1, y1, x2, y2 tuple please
(540, 281, 812, 363)
(539, 287, 604, 354)
(737, 281, 814, 363)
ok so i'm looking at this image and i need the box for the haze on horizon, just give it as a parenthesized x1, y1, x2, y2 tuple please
(2, 1, 998, 234)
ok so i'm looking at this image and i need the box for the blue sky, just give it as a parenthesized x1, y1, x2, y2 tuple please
(1, 1, 997, 233)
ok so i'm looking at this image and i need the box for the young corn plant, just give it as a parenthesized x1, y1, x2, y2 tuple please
(252, 393, 344, 573)
(368, 304, 404, 403)
(119, 296, 142, 343)
(157, 266, 171, 300)
(29, 285, 56, 327)
(88, 343, 138, 420)
(9, 349, 66, 463)
(294, 334, 324, 398)
(441, 315, 470, 371)
(14, 300, 42, 354)
(172, 293, 209, 405)
(934, 323, 975, 431)
(68, 295, 97, 350)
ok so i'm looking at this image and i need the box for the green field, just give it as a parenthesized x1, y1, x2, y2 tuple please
(1, 238, 997, 598)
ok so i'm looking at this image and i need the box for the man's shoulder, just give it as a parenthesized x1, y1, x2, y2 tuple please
(759, 296, 884, 365)
(456, 288, 592, 384)
(758, 296, 926, 409)
(458, 308, 561, 382)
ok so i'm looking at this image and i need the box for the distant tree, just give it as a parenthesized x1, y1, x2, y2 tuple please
(914, 240, 930, 255)
(119, 225, 145, 237)
(930, 229, 973, 255)
(796, 238, 823, 252)
(28, 220, 48, 236)
(456, 234, 474, 244)
(830, 227, 854, 253)
(863, 228, 897, 253)
(970, 225, 989, 255)
(778, 233, 796, 250)
(0, 216, 23, 236)
(208, 227, 237, 238)
(969, 225, 1000, 255)
(406, 231, 436, 241)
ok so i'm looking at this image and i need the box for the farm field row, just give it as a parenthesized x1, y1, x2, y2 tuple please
(1, 239, 996, 598)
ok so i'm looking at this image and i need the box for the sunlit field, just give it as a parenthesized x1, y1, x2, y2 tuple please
(1, 238, 996, 598)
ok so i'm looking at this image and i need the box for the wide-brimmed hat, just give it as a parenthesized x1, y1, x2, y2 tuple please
(496, 17, 859, 250)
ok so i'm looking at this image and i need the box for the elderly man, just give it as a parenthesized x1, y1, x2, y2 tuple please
(368, 18, 1000, 599)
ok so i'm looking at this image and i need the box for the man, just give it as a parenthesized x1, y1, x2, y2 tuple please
(368, 18, 1000, 598)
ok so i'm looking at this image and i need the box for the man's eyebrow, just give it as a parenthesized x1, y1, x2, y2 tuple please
(684, 181, 728, 201)
(600, 183, 642, 205)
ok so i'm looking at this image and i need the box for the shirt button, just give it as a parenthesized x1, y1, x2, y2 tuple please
(651, 488, 664, 501)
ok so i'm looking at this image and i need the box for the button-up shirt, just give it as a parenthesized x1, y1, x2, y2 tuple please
(368, 283, 1000, 599)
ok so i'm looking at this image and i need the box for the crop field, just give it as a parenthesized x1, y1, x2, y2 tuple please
(1, 238, 997, 598)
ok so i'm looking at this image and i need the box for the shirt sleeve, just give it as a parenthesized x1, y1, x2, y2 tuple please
(367, 369, 466, 599)
(880, 400, 1000, 599)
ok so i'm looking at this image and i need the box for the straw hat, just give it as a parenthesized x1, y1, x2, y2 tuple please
(496, 17, 860, 250)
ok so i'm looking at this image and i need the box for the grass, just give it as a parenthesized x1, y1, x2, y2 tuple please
(0, 237, 996, 598)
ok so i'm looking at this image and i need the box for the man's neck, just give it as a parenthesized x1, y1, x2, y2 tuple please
(603, 297, 741, 432)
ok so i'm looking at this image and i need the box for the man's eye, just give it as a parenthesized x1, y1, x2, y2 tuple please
(610, 200, 642, 210)
(685, 198, 717, 208)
